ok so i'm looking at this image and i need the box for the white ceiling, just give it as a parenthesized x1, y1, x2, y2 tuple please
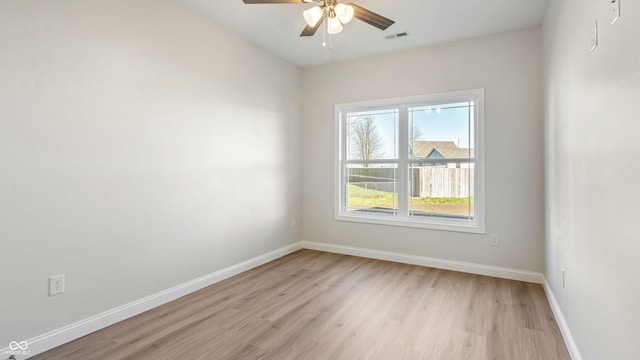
(178, 0, 548, 68)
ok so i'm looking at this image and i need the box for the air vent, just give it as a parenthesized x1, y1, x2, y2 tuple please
(385, 32, 409, 40)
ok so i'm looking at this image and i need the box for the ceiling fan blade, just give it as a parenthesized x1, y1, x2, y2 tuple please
(300, 15, 325, 37)
(349, 3, 395, 31)
(242, 0, 307, 3)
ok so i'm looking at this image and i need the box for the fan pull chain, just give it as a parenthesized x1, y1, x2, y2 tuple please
(321, 17, 333, 50)
(322, 19, 327, 47)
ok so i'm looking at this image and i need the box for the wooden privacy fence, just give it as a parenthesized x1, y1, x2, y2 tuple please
(349, 167, 474, 198)
(415, 167, 474, 198)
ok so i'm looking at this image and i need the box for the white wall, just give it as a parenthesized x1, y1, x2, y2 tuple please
(543, 1, 640, 359)
(302, 28, 545, 272)
(0, 0, 301, 347)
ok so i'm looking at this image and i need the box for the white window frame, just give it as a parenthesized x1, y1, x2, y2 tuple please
(335, 89, 485, 234)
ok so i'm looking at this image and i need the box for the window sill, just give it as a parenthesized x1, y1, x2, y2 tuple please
(335, 212, 485, 234)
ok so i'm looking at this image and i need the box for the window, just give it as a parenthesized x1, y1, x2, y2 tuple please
(335, 89, 485, 233)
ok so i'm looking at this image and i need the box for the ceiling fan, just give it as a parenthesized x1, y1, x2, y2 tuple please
(242, 0, 395, 38)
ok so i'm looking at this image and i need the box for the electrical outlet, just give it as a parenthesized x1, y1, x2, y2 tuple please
(490, 234, 499, 247)
(49, 274, 65, 296)
(611, 0, 620, 24)
(561, 268, 566, 288)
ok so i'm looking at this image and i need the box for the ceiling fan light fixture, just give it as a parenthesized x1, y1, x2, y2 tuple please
(334, 3, 354, 24)
(243, 0, 395, 48)
(327, 15, 344, 34)
(303, 6, 324, 27)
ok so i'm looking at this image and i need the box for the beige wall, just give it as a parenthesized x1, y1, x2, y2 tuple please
(12, 0, 638, 357)
(302, 28, 545, 272)
(543, 0, 640, 359)
(0, 0, 302, 347)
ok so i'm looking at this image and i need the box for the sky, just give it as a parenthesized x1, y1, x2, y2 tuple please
(347, 102, 475, 159)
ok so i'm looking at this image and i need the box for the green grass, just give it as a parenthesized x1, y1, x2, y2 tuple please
(414, 197, 471, 204)
(347, 184, 473, 207)
(347, 184, 397, 207)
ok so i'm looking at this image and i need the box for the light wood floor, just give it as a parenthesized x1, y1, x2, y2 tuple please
(31, 250, 570, 360)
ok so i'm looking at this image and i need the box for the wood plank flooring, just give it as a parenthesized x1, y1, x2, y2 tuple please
(31, 250, 570, 360)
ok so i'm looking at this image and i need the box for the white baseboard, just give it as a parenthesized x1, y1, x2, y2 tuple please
(5, 241, 554, 359)
(4, 242, 303, 360)
(542, 278, 583, 360)
(302, 241, 544, 284)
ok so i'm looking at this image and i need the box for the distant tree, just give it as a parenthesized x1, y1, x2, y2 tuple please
(409, 123, 424, 157)
(349, 116, 383, 161)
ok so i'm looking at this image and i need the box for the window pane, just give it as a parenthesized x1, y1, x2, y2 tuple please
(346, 164, 398, 215)
(346, 109, 399, 160)
(409, 102, 474, 160)
(408, 163, 474, 220)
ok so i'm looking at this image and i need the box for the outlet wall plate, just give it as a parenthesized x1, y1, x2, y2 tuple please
(49, 274, 65, 296)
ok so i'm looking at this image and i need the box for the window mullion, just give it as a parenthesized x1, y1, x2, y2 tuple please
(340, 111, 347, 214)
(397, 105, 408, 217)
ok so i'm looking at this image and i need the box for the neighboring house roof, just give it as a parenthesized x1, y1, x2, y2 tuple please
(412, 141, 474, 159)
